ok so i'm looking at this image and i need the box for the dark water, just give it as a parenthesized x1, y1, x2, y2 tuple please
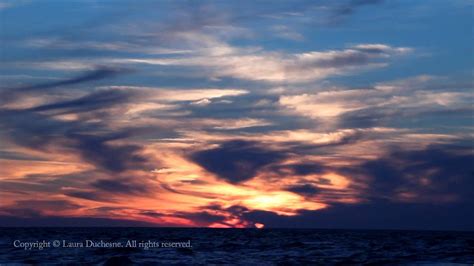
(0, 228, 473, 265)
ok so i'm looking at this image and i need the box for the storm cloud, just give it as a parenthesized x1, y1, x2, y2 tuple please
(190, 140, 288, 183)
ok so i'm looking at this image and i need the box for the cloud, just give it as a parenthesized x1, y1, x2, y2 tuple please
(1, 200, 83, 218)
(25, 38, 193, 55)
(279, 76, 472, 129)
(242, 201, 474, 230)
(287, 163, 326, 175)
(271, 25, 304, 41)
(100, 86, 248, 102)
(351, 144, 474, 203)
(2, 67, 126, 92)
(173, 211, 226, 226)
(0, 150, 46, 161)
(4, 0, 406, 86)
(0, 110, 74, 149)
(63, 190, 114, 202)
(270, 163, 325, 176)
(330, 0, 385, 24)
(211, 118, 273, 130)
(28, 88, 134, 113)
(61, 172, 157, 203)
(190, 140, 288, 183)
(194, 187, 474, 230)
(69, 132, 149, 173)
(286, 184, 320, 197)
(0, 67, 129, 107)
(0, 110, 150, 173)
(119, 43, 411, 83)
(91, 178, 150, 195)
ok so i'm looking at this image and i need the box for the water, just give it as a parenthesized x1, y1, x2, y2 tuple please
(0, 228, 473, 265)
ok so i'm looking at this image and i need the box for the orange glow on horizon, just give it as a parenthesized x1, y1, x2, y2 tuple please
(1, 136, 357, 227)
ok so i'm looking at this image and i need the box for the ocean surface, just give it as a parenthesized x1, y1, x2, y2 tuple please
(0, 228, 473, 265)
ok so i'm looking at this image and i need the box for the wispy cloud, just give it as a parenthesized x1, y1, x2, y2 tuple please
(115, 42, 411, 83)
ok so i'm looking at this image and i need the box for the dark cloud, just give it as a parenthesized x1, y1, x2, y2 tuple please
(0, 65, 154, 174)
(160, 184, 184, 194)
(281, 131, 364, 154)
(28, 89, 134, 114)
(140, 206, 229, 226)
(0, 110, 149, 172)
(348, 144, 474, 202)
(338, 93, 473, 130)
(271, 163, 325, 176)
(0, 150, 46, 161)
(140, 211, 163, 218)
(64, 190, 115, 203)
(242, 201, 474, 231)
(183, 94, 279, 119)
(0, 110, 73, 149)
(295, 49, 379, 69)
(69, 132, 149, 173)
(337, 108, 410, 129)
(0, 209, 42, 218)
(13, 200, 82, 211)
(194, 204, 251, 227)
(200, 203, 249, 215)
(92, 179, 150, 195)
(0, 67, 128, 105)
(190, 140, 287, 183)
(190, 143, 474, 230)
(7, 67, 125, 92)
(1, 200, 83, 218)
(330, 0, 384, 24)
(286, 184, 320, 197)
(180, 93, 313, 133)
(179, 179, 209, 185)
(338, 108, 386, 128)
(174, 211, 226, 226)
(0, 172, 91, 196)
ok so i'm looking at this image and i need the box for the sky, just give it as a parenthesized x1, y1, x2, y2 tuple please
(0, 0, 473, 230)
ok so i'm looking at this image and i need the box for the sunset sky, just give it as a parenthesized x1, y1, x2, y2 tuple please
(0, 0, 473, 230)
